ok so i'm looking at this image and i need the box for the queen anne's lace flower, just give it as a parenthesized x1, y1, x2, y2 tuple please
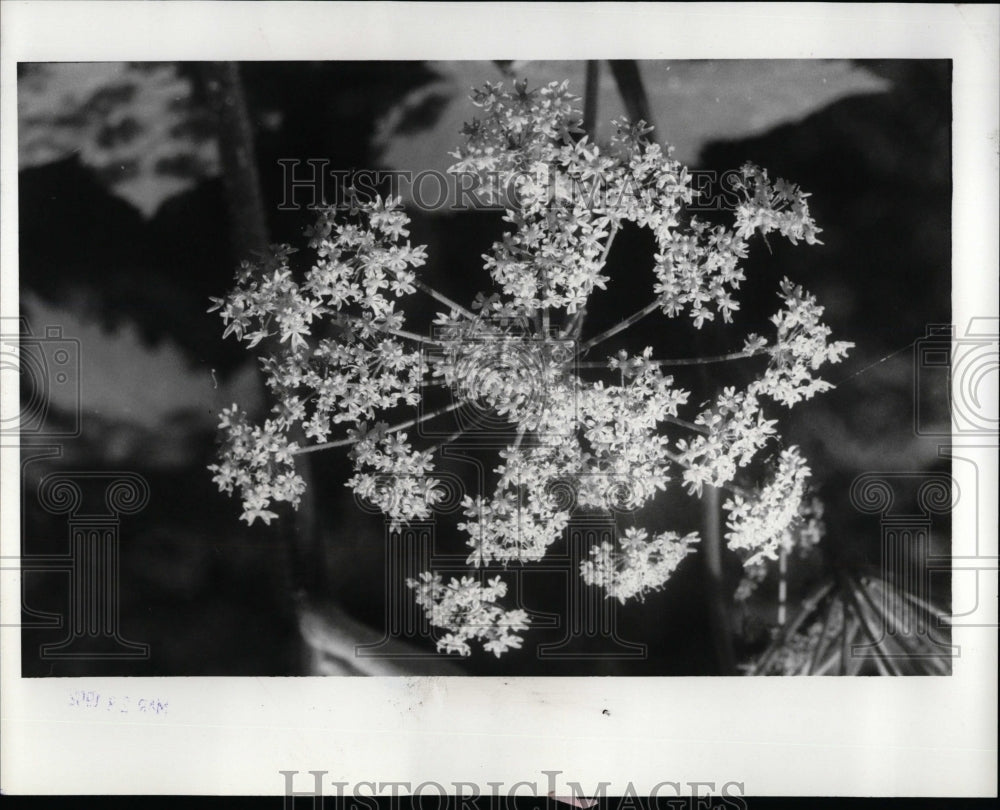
(209, 80, 851, 656)
(580, 528, 700, 603)
(750, 278, 854, 407)
(208, 404, 305, 525)
(733, 495, 826, 603)
(406, 572, 530, 657)
(722, 447, 812, 566)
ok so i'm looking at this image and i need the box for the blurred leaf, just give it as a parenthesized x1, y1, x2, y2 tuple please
(18, 63, 219, 217)
(21, 291, 262, 466)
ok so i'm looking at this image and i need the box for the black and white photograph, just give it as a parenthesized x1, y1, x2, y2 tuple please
(13, 56, 957, 677)
(1, 1, 997, 801)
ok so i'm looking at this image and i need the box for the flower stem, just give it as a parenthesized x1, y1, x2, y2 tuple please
(293, 400, 464, 455)
(701, 484, 736, 674)
(577, 297, 662, 355)
(414, 278, 478, 321)
(659, 348, 768, 366)
(600, 223, 620, 266)
(609, 60, 656, 133)
(578, 347, 767, 368)
(384, 327, 442, 346)
(661, 414, 709, 435)
(777, 545, 788, 626)
(423, 428, 465, 457)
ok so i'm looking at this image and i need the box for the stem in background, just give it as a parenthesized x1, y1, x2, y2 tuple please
(292, 400, 464, 455)
(423, 428, 466, 458)
(660, 414, 709, 435)
(777, 546, 788, 627)
(202, 63, 269, 257)
(582, 60, 600, 138)
(384, 328, 442, 346)
(751, 580, 835, 674)
(842, 573, 899, 675)
(853, 577, 949, 673)
(204, 62, 323, 602)
(839, 608, 852, 675)
(701, 484, 737, 674)
(807, 592, 839, 674)
(608, 60, 656, 132)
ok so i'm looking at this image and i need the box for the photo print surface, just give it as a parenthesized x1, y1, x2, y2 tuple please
(15, 59, 955, 678)
(2, 3, 997, 800)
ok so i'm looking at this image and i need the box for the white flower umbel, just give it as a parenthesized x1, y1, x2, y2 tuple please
(580, 527, 700, 603)
(209, 80, 852, 656)
(406, 572, 530, 657)
(722, 447, 812, 566)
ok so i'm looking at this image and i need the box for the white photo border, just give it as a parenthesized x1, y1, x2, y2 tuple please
(1, 1, 997, 798)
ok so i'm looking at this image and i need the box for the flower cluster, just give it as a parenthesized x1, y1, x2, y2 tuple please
(676, 387, 777, 494)
(576, 349, 690, 506)
(750, 278, 854, 407)
(346, 424, 443, 526)
(406, 572, 530, 657)
(455, 82, 698, 315)
(208, 194, 432, 524)
(733, 495, 826, 603)
(722, 446, 812, 566)
(580, 527, 700, 603)
(653, 216, 748, 328)
(207, 404, 304, 525)
(209, 79, 851, 657)
(733, 164, 823, 246)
